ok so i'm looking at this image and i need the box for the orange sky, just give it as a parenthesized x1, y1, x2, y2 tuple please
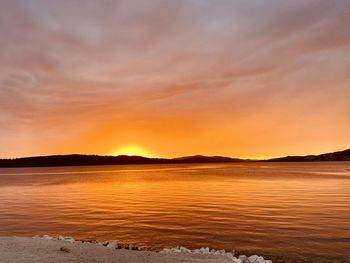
(0, 0, 349, 159)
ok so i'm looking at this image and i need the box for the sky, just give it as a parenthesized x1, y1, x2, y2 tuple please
(0, 0, 349, 159)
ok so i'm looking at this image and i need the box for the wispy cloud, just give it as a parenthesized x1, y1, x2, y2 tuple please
(0, 0, 349, 158)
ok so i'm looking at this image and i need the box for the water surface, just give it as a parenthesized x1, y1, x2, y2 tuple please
(0, 162, 349, 262)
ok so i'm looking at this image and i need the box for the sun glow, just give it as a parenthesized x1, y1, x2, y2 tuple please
(111, 145, 155, 158)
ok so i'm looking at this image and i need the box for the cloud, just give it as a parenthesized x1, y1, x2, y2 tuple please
(0, 0, 349, 157)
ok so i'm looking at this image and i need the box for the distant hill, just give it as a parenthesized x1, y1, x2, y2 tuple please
(0, 154, 243, 168)
(267, 148, 350, 162)
(0, 155, 170, 168)
(0, 149, 349, 168)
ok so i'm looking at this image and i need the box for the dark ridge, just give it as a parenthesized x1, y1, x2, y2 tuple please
(0, 148, 349, 168)
(0, 154, 243, 168)
(266, 148, 350, 162)
(0, 154, 171, 168)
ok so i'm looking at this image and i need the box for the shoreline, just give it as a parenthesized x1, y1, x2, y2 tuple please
(0, 235, 272, 263)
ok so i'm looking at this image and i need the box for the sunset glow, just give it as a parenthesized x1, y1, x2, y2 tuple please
(0, 0, 349, 159)
(0, 2, 349, 262)
(111, 146, 156, 158)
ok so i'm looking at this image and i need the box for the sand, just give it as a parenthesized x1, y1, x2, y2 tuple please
(0, 237, 233, 263)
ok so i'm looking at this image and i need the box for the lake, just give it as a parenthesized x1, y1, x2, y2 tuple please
(0, 162, 349, 262)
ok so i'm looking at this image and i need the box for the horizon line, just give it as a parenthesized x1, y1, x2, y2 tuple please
(0, 147, 349, 161)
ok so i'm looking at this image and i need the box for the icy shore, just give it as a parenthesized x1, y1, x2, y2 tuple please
(33, 235, 272, 263)
(160, 246, 272, 263)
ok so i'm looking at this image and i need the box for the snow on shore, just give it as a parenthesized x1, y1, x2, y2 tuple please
(34, 235, 272, 263)
(160, 246, 272, 263)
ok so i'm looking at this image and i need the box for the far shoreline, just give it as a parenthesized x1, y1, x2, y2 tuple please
(0, 148, 349, 168)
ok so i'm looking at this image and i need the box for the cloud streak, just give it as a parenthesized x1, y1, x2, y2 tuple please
(0, 0, 349, 158)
